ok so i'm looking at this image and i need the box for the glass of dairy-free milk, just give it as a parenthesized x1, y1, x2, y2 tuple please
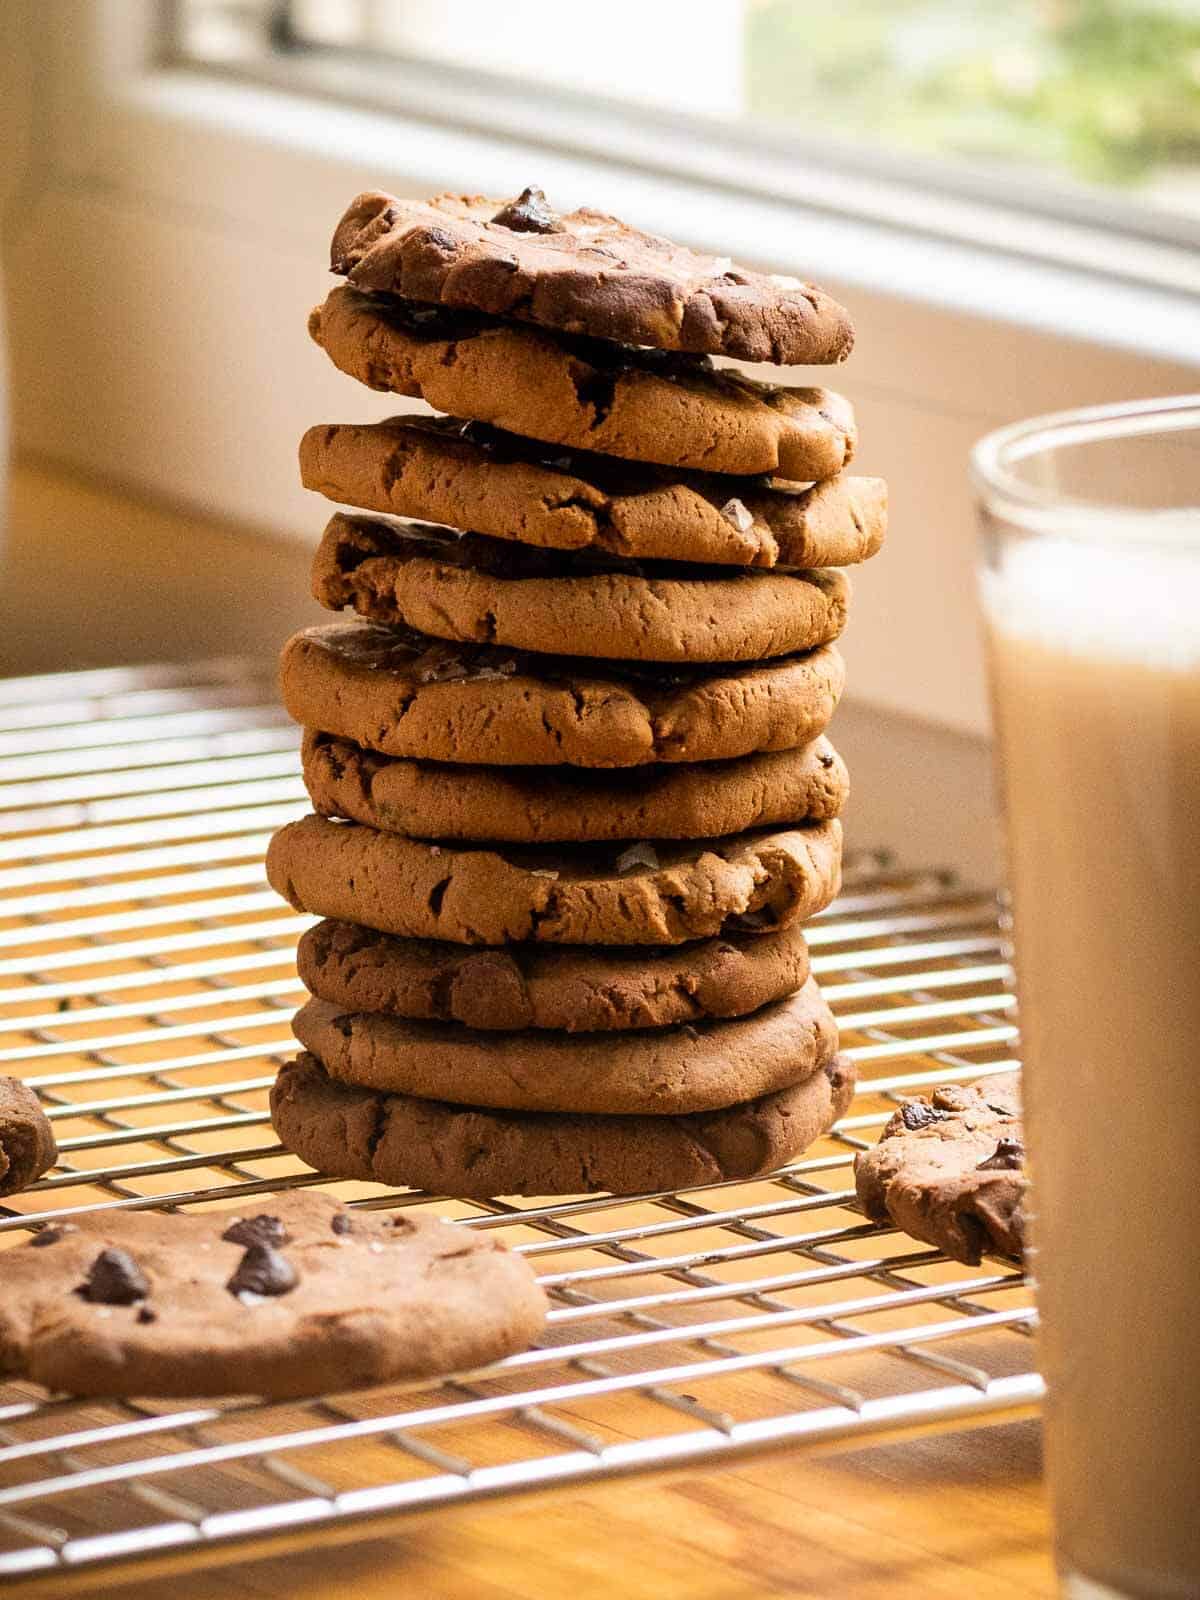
(973, 396, 1200, 1600)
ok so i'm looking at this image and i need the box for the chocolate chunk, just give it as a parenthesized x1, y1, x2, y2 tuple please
(137, 1306, 158, 1325)
(490, 186, 563, 235)
(899, 1101, 951, 1131)
(81, 1248, 150, 1305)
(221, 1214, 289, 1249)
(331, 1213, 353, 1236)
(227, 1243, 299, 1299)
(32, 1224, 75, 1248)
(977, 1137, 1024, 1171)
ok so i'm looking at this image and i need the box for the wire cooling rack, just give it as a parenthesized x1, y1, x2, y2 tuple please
(0, 658, 1041, 1593)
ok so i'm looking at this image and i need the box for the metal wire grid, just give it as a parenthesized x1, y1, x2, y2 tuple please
(0, 658, 1040, 1593)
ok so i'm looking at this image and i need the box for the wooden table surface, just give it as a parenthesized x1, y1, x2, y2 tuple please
(75, 1419, 1052, 1599)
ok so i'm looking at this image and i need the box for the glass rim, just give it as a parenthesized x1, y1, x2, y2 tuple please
(971, 393, 1200, 539)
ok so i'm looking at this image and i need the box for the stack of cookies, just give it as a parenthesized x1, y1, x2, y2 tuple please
(267, 186, 887, 1200)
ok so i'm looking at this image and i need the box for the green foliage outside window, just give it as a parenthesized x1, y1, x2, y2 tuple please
(746, 0, 1200, 190)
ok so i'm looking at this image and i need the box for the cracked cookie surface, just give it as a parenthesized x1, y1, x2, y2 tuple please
(267, 814, 843, 946)
(281, 622, 845, 768)
(310, 285, 856, 477)
(301, 730, 849, 841)
(329, 187, 854, 365)
(297, 919, 810, 1031)
(855, 1073, 1026, 1264)
(292, 978, 837, 1116)
(313, 513, 849, 663)
(300, 415, 886, 568)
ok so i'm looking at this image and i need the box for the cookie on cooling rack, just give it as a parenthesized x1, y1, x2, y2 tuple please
(280, 622, 846, 769)
(297, 919, 811, 1032)
(301, 731, 848, 842)
(0, 1191, 546, 1398)
(0, 1075, 56, 1197)
(312, 513, 850, 664)
(267, 815, 843, 946)
(854, 1073, 1026, 1265)
(290, 978, 838, 1115)
(328, 186, 855, 365)
(272, 1051, 858, 1199)
(300, 415, 886, 568)
(310, 283, 856, 478)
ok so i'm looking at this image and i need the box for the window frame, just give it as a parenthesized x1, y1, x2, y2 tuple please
(173, 3, 1200, 280)
(5, 0, 1199, 740)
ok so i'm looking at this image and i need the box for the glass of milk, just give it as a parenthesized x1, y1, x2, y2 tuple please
(973, 395, 1200, 1600)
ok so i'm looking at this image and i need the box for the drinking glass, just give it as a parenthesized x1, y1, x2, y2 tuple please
(972, 396, 1200, 1599)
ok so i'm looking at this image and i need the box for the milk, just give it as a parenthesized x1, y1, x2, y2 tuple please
(984, 534, 1200, 1599)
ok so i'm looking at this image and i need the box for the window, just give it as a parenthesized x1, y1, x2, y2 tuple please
(9, 0, 1197, 742)
(175, 0, 1200, 247)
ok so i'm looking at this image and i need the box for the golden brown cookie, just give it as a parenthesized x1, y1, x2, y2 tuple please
(297, 919, 811, 1032)
(280, 623, 845, 768)
(330, 186, 854, 365)
(299, 415, 886, 568)
(301, 730, 849, 842)
(0, 1191, 545, 1398)
(273, 1051, 858, 1199)
(310, 286, 856, 477)
(267, 814, 843, 946)
(854, 1073, 1026, 1264)
(313, 513, 849, 663)
(292, 978, 837, 1116)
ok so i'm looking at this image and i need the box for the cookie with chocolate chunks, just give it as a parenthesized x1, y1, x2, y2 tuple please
(273, 1051, 857, 1199)
(854, 1073, 1026, 1265)
(298, 919, 811, 1032)
(329, 188, 855, 366)
(312, 513, 849, 664)
(0, 1075, 56, 1197)
(299, 415, 886, 568)
(267, 814, 843, 946)
(309, 285, 856, 478)
(292, 978, 838, 1116)
(281, 623, 845, 769)
(301, 730, 848, 842)
(0, 1191, 545, 1398)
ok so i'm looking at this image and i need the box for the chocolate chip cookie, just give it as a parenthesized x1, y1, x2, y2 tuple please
(273, 1051, 857, 1199)
(281, 623, 845, 769)
(313, 514, 849, 663)
(854, 1073, 1026, 1265)
(299, 416, 887, 568)
(0, 1190, 546, 1398)
(293, 977, 836, 1116)
(298, 919, 810, 1032)
(301, 730, 849, 842)
(0, 1076, 56, 1197)
(310, 286, 856, 478)
(267, 815, 843, 945)
(330, 186, 853, 365)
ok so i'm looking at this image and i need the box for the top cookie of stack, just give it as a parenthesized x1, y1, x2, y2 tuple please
(269, 186, 886, 1200)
